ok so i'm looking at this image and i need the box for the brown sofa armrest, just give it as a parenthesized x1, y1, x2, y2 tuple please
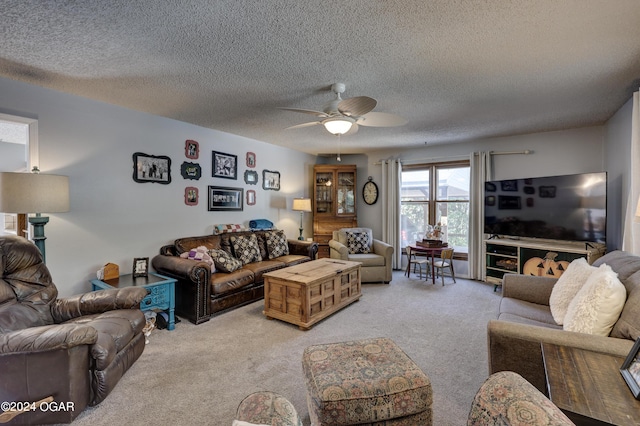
(51, 287, 149, 322)
(152, 254, 211, 283)
(287, 239, 318, 259)
(328, 239, 349, 260)
(487, 319, 634, 393)
(502, 274, 557, 306)
(0, 323, 98, 354)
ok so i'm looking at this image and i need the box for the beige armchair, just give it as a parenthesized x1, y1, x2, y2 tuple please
(329, 227, 393, 283)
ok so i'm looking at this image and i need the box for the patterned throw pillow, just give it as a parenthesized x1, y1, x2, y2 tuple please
(230, 234, 263, 265)
(208, 249, 242, 273)
(265, 230, 289, 259)
(346, 231, 370, 254)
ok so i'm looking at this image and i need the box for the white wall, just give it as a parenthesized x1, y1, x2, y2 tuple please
(0, 77, 316, 296)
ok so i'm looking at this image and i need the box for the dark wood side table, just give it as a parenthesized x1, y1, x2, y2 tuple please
(542, 343, 640, 425)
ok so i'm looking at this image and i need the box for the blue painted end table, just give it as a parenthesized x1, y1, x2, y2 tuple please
(91, 273, 176, 331)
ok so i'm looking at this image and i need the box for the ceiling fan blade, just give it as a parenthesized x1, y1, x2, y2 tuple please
(285, 121, 322, 130)
(338, 96, 377, 117)
(356, 112, 408, 127)
(278, 107, 329, 118)
(345, 123, 359, 135)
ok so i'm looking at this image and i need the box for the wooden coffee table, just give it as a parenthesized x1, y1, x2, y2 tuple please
(542, 343, 640, 425)
(263, 258, 361, 330)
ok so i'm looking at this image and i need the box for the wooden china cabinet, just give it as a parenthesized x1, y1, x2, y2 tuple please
(313, 164, 358, 258)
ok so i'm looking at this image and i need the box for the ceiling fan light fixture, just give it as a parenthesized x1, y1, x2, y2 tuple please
(323, 117, 354, 135)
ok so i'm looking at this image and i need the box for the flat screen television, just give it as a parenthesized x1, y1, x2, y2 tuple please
(484, 171, 606, 244)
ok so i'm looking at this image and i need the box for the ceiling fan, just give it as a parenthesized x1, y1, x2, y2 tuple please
(279, 83, 407, 136)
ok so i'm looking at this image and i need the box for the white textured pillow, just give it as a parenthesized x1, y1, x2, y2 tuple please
(549, 258, 597, 325)
(563, 263, 627, 336)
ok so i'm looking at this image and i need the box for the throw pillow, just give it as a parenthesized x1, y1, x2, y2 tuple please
(230, 234, 263, 265)
(179, 245, 216, 272)
(549, 258, 597, 325)
(563, 263, 627, 336)
(209, 249, 242, 273)
(346, 231, 370, 254)
(265, 230, 289, 259)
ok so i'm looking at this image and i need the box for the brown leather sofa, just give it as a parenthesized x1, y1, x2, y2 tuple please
(152, 230, 318, 324)
(0, 235, 148, 425)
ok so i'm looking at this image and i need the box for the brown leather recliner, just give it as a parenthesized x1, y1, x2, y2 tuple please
(0, 235, 148, 424)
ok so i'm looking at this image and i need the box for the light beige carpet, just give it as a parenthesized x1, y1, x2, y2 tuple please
(68, 271, 501, 425)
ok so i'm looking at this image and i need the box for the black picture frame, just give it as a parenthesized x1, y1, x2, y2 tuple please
(180, 162, 201, 180)
(621, 337, 640, 399)
(208, 186, 243, 211)
(212, 151, 237, 180)
(132, 152, 171, 184)
(539, 185, 557, 198)
(244, 170, 258, 185)
(485, 182, 496, 192)
(133, 257, 149, 278)
(262, 169, 280, 191)
(498, 195, 521, 210)
(501, 180, 518, 192)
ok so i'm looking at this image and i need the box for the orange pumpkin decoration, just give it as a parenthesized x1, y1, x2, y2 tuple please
(522, 252, 570, 278)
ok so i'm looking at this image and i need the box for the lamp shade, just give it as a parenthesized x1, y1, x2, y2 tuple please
(292, 198, 312, 212)
(0, 172, 69, 214)
(323, 117, 354, 135)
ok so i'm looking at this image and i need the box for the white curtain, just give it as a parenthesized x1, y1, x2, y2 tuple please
(382, 159, 402, 269)
(623, 91, 640, 254)
(469, 152, 492, 280)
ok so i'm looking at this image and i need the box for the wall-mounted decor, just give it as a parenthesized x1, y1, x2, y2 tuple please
(132, 152, 171, 184)
(244, 170, 258, 185)
(262, 169, 280, 191)
(133, 257, 149, 278)
(246, 152, 256, 168)
(523, 186, 535, 194)
(498, 195, 521, 210)
(526, 197, 534, 207)
(539, 186, 556, 198)
(185, 187, 198, 206)
(208, 186, 244, 211)
(500, 180, 518, 192)
(485, 182, 496, 192)
(181, 162, 202, 180)
(246, 189, 256, 206)
(212, 151, 237, 179)
(185, 140, 199, 159)
(485, 195, 496, 206)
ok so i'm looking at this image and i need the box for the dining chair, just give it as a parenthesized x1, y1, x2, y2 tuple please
(406, 246, 431, 280)
(433, 248, 456, 285)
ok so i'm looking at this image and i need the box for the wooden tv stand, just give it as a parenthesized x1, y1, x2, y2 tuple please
(485, 238, 605, 289)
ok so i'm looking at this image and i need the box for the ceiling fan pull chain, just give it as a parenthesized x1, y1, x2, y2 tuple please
(337, 134, 342, 162)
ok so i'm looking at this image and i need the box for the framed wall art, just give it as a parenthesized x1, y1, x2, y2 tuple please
(246, 152, 256, 168)
(133, 257, 149, 278)
(262, 169, 280, 191)
(185, 187, 198, 206)
(244, 170, 258, 185)
(208, 186, 244, 211)
(185, 139, 199, 159)
(181, 162, 201, 180)
(539, 186, 557, 198)
(212, 151, 237, 179)
(246, 189, 256, 206)
(500, 180, 518, 192)
(132, 152, 171, 184)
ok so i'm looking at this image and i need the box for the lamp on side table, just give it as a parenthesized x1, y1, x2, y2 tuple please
(292, 198, 312, 241)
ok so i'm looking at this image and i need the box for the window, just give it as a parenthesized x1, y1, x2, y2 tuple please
(401, 161, 470, 258)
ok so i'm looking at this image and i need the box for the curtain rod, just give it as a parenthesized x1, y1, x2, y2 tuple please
(374, 149, 533, 165)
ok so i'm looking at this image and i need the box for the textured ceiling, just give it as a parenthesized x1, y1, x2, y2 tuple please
(1, 1, 640, 155)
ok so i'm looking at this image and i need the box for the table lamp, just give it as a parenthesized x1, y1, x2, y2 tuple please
(0, 169, 69, 263)
(292, 198, 312, 240)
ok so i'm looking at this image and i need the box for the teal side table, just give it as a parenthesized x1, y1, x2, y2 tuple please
(91, 273, 176, 331)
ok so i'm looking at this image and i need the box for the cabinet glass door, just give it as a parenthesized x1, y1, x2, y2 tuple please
(315, 172, 333, 215)
(337, 172, 356, 215)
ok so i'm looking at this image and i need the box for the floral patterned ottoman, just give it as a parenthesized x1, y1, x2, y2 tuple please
(302, 337, 433, 425)
(234, 391, 302, 426)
